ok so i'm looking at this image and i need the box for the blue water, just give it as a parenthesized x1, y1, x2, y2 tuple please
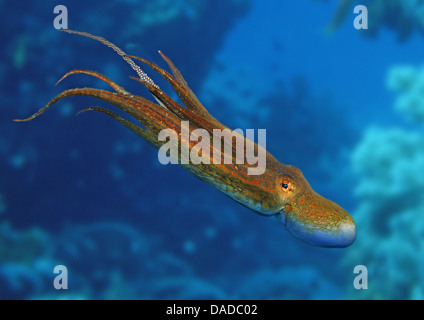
(1, 0, 424, 299)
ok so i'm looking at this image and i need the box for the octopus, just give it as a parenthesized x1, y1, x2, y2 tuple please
(15, 30, 356, 248)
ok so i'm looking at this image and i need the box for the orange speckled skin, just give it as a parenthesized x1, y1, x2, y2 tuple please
(15, 30, 356, 248)
(275, 165, 356, 247)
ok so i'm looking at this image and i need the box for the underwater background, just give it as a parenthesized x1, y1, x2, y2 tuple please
(1, 0, 424, 299)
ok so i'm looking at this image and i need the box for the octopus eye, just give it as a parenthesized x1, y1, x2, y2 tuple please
(280, 176, 293, 192)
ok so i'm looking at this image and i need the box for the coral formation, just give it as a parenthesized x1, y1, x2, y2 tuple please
(238, 266, 341, 299)
(0, 223, 53, 299)
(387, 65, 424, 123)
(0, 223, 50, 264)
(347, 64, 424, 299)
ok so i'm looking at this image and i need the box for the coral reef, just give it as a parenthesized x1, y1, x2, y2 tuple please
(0, 223, 50, 264)
(238, 266, 341, 299)
(387, 65, 424, 122)
(347, 64, 424, 299)
(0, 219, 343, 299)
(0, 223, 54, 299)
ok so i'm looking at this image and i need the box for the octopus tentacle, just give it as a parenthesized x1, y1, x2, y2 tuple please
(158, 51, 187, 87)
(61, 30, 159, 89)
(13, 87, 181, 138)
(13, 30, 258, 167)
(126, 54, 215, 122)
(125, 54, 245, 161)
(14, 88, 141, 123)
(60, 31, 177, 114)
(157, 51, 208, 117)
(13, 30, 357, 247)
(129, 76, 245, 164)
(130, 76, 223, 132)
(77, 106, 160, 148)
(61, 30, 213, 123)
(13, 84, 196, 160)
(56, 69, 130, 95)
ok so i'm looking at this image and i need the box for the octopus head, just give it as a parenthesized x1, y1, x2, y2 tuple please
(274, 166, 356, 248)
